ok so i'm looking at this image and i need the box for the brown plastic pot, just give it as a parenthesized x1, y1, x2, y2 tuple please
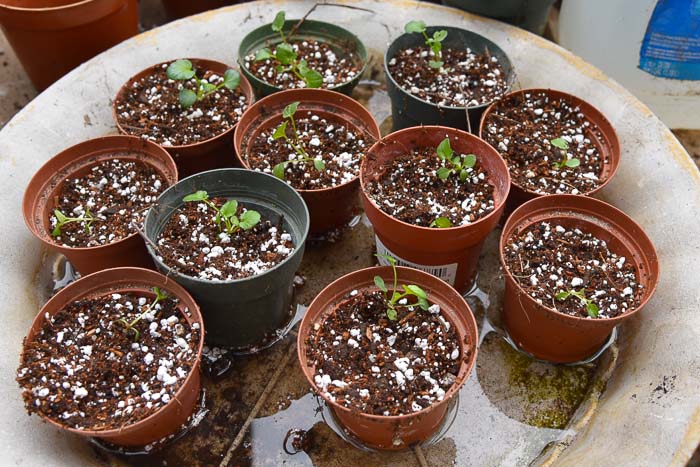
(479, 88, 621, 212)
(360, 126, 510, 294)
(22, 135, 178, 276)
(161, 0, 239, 20)
(234, 88, 381, 234)
(298, 265, 478, 450)
(113, 58, 255, 178)
(19, 267, 205, 446)
(499, 195, 660, 363)
(0, 0, 138, 91)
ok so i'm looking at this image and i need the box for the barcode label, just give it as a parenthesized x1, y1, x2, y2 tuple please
(375, 236, 458, 285)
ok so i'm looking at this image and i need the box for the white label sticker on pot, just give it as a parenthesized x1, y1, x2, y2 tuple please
(375, 236, 458, 286)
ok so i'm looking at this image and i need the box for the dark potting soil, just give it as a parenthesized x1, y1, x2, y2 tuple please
(503, 221, 643, 319)
(156, 198, 294, 281)
(387, 46, 509, 107)
(482, 91, 607, 195)
(365, 147, 495, 227)
(244, 112, 370, 189)
(245, 40, 361, 89)
(51, 158, 167, 248)
(17, 291, 200, 431)
(305, 289, 467, 416)
(115, 63, 249, 147)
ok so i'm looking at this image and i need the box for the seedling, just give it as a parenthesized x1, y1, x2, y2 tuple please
(254, 11, 323, 88)
(182, 191, 261, 234)
(405, 20, 448, 69)
(51, 208, 96, 237)
(550, 138, 580, 169)
(373, 254, 430, 321)
(113, 287, 167, 341)
(436, 137, 477, 181)
(556, 288, 599, 318)
(166, 59, 240, 109)
(430, 217, 452, 228)
(271, 102, 326, 179)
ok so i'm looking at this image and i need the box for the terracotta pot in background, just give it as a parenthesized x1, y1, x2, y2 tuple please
(161, 0, 239, 20)
(19, 267, 205, 446)
(360, 126, 510, 294)
(479, 88, 621, 212)
(298, 266, 478, 450)
(113, 58, 255, 178)
(0, 0, 138, 91)
(234, 88, 381, 234)
(22, 135, 178, 276)
(499, 195, 660, 363)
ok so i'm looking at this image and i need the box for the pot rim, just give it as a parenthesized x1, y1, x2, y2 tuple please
(297, 265, 478, 421)
(234, 87, 381, 195)
(0, 0, 95, 12)
(18, 267, 205, 437)
(145, 168, 310, 285)
(359, 125, 511, 232)
(22, 135, 178, 253)
(479, 87, 621, 198)
(112, 58, 255, 152)
(498, 194, 660, 324)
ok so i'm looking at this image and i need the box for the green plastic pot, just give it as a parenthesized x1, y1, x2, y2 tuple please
(442, 0, 556, 35)
(143, 168, 309, 349)
(238, 19, 367, 98)
(385, 26, 515, 133)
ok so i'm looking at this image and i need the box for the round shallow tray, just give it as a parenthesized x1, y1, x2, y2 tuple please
(1, 1, 698, 466)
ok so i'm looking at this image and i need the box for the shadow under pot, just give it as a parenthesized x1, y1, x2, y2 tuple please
(16, 267, 205, 447)
(22, 135, 178, 276)
(234, 88, 381, 234)
(298, 265, 478, 450)
(143, 168, 310, 349)
(238, 18, 367, 98)
(0, 0, 138, 91)
(113, 58, 255, 178)
(479, 88, 621, 213)
(360, 126, 510, 294)
(385, 25, 514, 133)
(499, 195, 659, 364)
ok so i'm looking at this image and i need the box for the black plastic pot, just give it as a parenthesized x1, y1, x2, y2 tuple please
(238, 19, 367, 98)
(143, 169, 309, 350)
(385, 26, 515, 133)
(442, 0, 556, 35)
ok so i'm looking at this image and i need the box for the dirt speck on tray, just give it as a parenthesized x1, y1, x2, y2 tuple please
(482, 91, 607, 195)
(388, 47, 509, 107)
(305, 289, 467, 416)
(17, 291, 200, 431)
(503, 221, 643, 319)
(115, 63, 249, 147)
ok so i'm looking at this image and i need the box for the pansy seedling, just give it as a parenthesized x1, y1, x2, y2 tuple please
(429, 216, 452, 228)
(271, 102, 326, 179)
(556, 288, 599, 318)
(405, 20, 448, 69)
(166, 59, 240, 109)
(373, 254, 430, 321)
(435, 137, 477, 182)
(182, 190, 261, 234)
(51, 208, 96, 237)
(550, 137, 580, 169)
(113, 287, 168, 341)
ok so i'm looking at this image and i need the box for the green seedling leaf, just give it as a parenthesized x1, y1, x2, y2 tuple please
(273, 121, 288, 140)
(417, 297, 429, 310)
(272, 11, 286, 32)
(154, 287, 167, 301)
(437, 167, 452, 180)
(459, 169, 469, 182)
(166, 59, 195, 80)
(302, 68, 323, 88)
(273, 162, 286, 179)
(223, 69, 240, 90)
(404, 284, 427, 299)
(565, 158, 581, 168)
(555, 291, 569, 300)
(463, 154, 477, 168)
(201, 82, 217, 94)
(179, 89, 197, 109)
(433, 30, 448, 42)
(587, 302, 599, 318)
(255, 48, 274, 61)
(436, 137, 453, 160)
(54, 209, 68, 224)
(313, 159, 325, 171)
(220, 199, 238, 218)
(375, 253, 397, 266)
(429, 60, 444, 69)
(374, 275, 387, 293)
(452, 156, 462, 166)
(183, 190, 209, 202)
(386, 308, 398, 321)
(430, 216, 452, 228)
(239, 210, 261, 230)
(275, 43, 297, 65)
(405, 20, 426, 34)
(282, 102, 299, 119)
(550, 138, 569, 150)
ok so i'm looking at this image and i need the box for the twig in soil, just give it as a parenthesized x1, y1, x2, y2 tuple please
(288, 2, 375, 37)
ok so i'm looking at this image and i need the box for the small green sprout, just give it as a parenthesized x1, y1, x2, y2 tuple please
(550, 137, 580, 169)
(373, 254, 430, 321)
(429, 217, 452, 228)
(271, 102, 326, 179)
(113, 287, 167, 341)
(254, 11, 323, 88)
(435, 137, 477, 181)
(556, 288, 599, 318)
(51, 208, 96, 237)
(405, 20, 448, 69)
(182, 190, 261, 234)
(166, 59, 240, 109)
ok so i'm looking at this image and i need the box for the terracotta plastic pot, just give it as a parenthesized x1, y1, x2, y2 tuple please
(143, 168, 310, 349)
(234, 88, 381, 234)
(298, 265, 478, 450)
(238, 19, 367, 98)
(385, 26, 515, 133)
(499, 195, 660, 363)
(22, 135, 178, 276)
(113, 58, 255, 178)
(360, 126, 510, 294)
(161, 0, 239, 20)
(19, 267, 205, 446)
(0, 0, 138, 91)
(479, 88, 621, 212)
